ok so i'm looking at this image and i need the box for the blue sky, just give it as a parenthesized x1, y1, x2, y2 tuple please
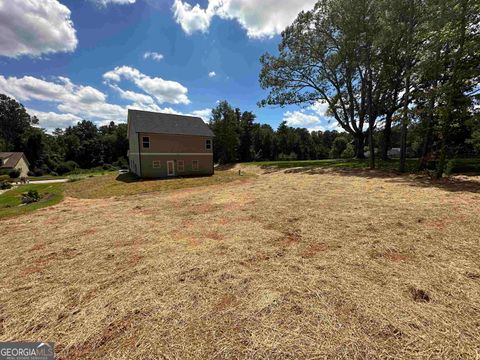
(0, 0, 335, 132)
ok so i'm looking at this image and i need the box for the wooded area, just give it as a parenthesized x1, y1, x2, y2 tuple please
(259, 0, 479, 177)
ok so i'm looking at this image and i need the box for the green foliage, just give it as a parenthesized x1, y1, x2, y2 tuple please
(0, 181, 12, 190)
(21, 189, 40, 204)
(55, 160, 79, 175)
(0, 183, 64, 219)
(8, 169, 20, 179)
(341, 143, 355, 159)
(278, 152, 298, 161)
(330, 137, 348, 159)
(445, 158, 480, 175)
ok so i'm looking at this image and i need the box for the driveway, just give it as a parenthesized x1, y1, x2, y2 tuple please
(26, 179, 69, 184)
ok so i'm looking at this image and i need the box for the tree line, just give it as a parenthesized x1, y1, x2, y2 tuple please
(208, 100, 353, 163)
(259, 0, 479, 177)
(0, 94, 128, 176)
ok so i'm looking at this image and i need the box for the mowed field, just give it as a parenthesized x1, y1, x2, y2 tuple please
(1, 167, 480, 359)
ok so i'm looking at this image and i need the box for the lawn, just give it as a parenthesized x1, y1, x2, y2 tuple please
(65, 170, 252, 199)
(245, 157, 480, 174)
(0, 168, 479, 358)
(0, 183, 64, 219)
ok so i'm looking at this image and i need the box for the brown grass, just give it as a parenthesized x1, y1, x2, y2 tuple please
(1, 168, 480, 358)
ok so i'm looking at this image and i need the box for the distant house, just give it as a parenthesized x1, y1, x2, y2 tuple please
(387, 147, 401, 158)
(127, 109, 214, 178)
(0, 152, 30, 177)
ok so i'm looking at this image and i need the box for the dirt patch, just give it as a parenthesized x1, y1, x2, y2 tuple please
(301, 243, 328, 258)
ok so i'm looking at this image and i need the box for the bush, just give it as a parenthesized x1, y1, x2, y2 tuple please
(33, 168, 45, 177)
(0, 175, 10, 182)
(55, 160, 79, 175)
(445, 158, 480, 175)
(27, 170, 36, 177)
(0, 181, 12, 190)
(278, 152, 298, 161)
(341, 143, 355, 159)
(8, 169, 21, 178)
(330, 137, 348, 158)
(113, 157, 128, 169)
(21, 189, 40, 204)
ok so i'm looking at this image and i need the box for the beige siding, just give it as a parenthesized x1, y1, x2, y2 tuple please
(127, 132, 214, 178)
(17, 157, 29, 177)
(127, 113, 141, 176)
(138, 133, 213, 154)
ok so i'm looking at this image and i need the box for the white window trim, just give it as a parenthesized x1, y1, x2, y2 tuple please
(142, 136, 150, 148)
(177, 160, 184, 172)
(167, 160, 175, 176)
(206, 139, 212, 150)
(192, 160, 199, 171)
(152, 160, 161, 168)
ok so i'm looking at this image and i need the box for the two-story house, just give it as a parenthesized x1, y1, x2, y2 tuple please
(127, 109, 214, 178)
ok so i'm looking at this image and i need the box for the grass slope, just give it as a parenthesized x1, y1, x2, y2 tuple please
(246, 158, 480, 174)
(0, 183, 64, 219)
(65, 170, 253, 199)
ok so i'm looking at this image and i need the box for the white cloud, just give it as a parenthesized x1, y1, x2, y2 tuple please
(103, 66, 190, 105)
(172, 0, 219, 34)
(191, 108, 212, 122)
(309, 101, 329, 116)
(91, 0, 136, 5)
(0, 74, 126, 125)
(143, 51, 164, 61)
(0, 0, 77, 58)
(28, 110, 83, 131)
(283, 111, 320, 127)
(0, 73, 210, 130)
(172, 0, 317, 38)
(283, 107, 342, 133)
(208, 71, 216, 78)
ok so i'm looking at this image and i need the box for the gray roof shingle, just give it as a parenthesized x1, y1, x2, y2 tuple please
(0, 152, 29, 168)
(128, 109, 214, 137)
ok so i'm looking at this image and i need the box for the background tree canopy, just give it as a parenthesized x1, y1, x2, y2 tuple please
(259, 0, 480, 177)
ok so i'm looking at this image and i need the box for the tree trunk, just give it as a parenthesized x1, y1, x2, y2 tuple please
(381, 112, 393, 161)
(418, 90, 436, 170)
(399, 75, 410, 173)
(354, 132, 365, 159)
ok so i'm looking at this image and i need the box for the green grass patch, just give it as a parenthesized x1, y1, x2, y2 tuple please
(245, 159, 420, 172)
(65, 170, 254, 199)
(0, 183, 64, 219)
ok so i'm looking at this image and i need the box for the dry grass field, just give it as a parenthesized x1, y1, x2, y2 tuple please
(1, 167, 480, 359)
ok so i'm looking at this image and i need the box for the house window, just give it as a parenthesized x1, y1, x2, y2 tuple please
(152, 160, 161, 168)
(142, 136, 150, 148)
(192, 160, 199, 171)
(177, 160, 184, 172)
(206, 139, 212, 150)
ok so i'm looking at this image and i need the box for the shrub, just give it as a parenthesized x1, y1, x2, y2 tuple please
(33, 168, 45, 176)
(330, 137, 348, 158)
(0, 175, 10, 182)
(445, 159, 480, 175)
(0, 181, 12, 190)
(278, 152, 298, 161)
(8, 169, 21, 178)
(27, 170, 36, 177)
(341, 143, 355, 159)
(21, 189, 40, 204)
(55, 160, 79, 175)
(113, 157, 128, 169)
